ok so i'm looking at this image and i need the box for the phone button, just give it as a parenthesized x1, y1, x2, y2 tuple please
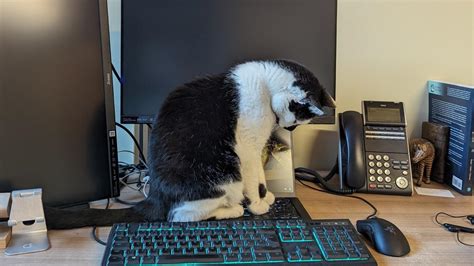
(368, 161, 375, 167)
(377, 176, 384, 182)
(369, 169, 376, 174)
(375, 155, 382, 161)
(384, 162, 390, 168)
(376, 169, 383, 175)
(369, 176, 376, 182)
(368, 154, 375, 160)
(384, 169, 391, 175)
(376, 162, 383, 168)
(383, 155, 390, 161)
(369, 183, 377, 189)
(396, 177, 409, 189)
(402, 170, 409, 175)
(385, 176, 392, 183)
(385, 184, 393, 189)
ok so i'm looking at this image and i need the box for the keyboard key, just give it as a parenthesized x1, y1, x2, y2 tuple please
(108, 255, 124, 263)
(113, 242, 131, 250)
(157, 254, 224, 264)
(268, 251, 285, 261)
(126, 256, 141, 264)
(240, 253, 253, 262)
(142, 256, 156, 264)
(255, 252, 268, 261)
(310, 251, 323, 260)
(326, 251, 348, 260)
(111, 248, 124, 256)
(225, 253, 239, 262)
(287, 251, 300, 261)
(300, 250, 313, 260)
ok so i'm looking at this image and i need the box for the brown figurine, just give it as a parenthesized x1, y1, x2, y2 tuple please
(409, 138, 435, 186)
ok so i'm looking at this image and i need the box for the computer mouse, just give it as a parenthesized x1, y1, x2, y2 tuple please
(356, 217, 410, 257)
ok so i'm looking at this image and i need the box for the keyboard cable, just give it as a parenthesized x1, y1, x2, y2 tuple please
(92, 198, 110, 246)
(295, 178, 378, 220)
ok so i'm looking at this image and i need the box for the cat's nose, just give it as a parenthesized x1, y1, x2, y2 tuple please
(284, 125, 297, 131)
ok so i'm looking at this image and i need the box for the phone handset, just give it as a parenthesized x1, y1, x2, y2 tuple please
(338, 111, 366, 189)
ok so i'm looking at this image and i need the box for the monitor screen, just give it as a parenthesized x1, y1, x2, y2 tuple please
(121, 0, 337, 124)
(0, 0, 119, 206)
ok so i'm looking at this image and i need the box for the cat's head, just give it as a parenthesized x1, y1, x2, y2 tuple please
(270, 60, 336, 130)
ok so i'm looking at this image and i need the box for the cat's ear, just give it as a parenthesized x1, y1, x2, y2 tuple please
(320, 89, 336, 108)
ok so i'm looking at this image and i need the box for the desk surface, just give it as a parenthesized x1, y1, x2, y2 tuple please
(1, 182, 473, 266)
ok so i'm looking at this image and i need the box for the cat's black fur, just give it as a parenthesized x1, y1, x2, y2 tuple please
(145, 73, 242, 221)
(44, 60, 334, 229)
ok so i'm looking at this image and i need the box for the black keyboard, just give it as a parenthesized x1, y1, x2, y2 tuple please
(243, 198, 302, 220)
(102, 219, 376, 265)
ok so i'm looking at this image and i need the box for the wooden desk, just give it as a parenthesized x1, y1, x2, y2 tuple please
(1, 183, 472, 265)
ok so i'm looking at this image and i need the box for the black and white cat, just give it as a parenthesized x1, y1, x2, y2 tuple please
(45, 60, 335, 228)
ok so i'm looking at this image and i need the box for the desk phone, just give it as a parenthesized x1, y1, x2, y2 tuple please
(338, 101, 413, 196)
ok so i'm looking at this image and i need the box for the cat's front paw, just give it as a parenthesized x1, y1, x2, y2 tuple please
(263, 191, 275, 205)
(248, 200, 270, 215)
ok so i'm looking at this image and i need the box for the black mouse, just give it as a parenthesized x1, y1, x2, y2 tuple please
(356, 217, 410, 257)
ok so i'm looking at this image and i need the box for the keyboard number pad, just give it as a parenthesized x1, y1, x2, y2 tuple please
(312, 225, 369, 261)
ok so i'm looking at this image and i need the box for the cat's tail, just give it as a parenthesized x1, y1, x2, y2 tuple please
(44, 199, 163, 229)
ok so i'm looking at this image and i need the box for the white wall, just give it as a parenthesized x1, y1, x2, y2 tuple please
(293, 0, 473, 170)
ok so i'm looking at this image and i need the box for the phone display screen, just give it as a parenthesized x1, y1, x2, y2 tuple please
(367, 107, 401, 123)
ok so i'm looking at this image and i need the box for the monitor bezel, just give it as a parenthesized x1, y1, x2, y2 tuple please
(98, 0, 121, 204)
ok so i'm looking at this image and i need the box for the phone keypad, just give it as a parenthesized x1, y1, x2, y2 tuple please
(366, 153, 412, 194)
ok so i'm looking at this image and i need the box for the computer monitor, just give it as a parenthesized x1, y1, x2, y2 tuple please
(0, 0, 119, 206)
(121, 0, 337, 124)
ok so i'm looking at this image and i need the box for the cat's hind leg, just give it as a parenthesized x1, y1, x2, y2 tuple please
(208, 204, 244, 220)
(169, 182, 245, 222)
(170, 197, 225, 222)
(208, 181, 245, 219)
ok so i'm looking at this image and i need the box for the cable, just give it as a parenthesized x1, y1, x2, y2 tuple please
(91, 198, 110, 246)
(295, 166, 355, 194)
(119, 150, 148, 169)
(142, 176, 150, 198)
(295, 161, 338, 182)
(115, 122, 147, 165)
(115, 197, 140, 206)
(434, 212, 470, 225)
(434, 212, 474, 247)
(456, 232, 474, 247)
(111, 63, 122, 85)
(296, 178, 377, 220)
